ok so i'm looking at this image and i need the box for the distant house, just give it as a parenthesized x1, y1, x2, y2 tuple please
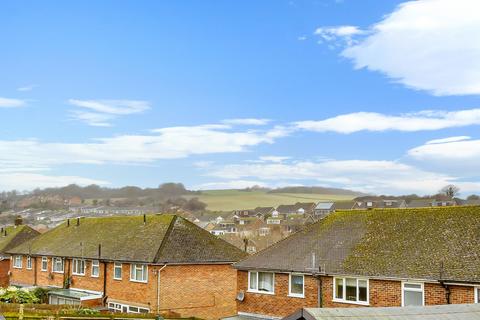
(333, 201, 355, 210)
(407, 197, 456, 208)
(233, 207, 480, 319)
(232, 209, 255, 218)
(7, 214, 246, 320)
(277, 202, 316, 216)
(352, 199, 407, 210)
(313, 202, 335, 218)
(0, 219, 39, 286)
(253, 207, 275, 218)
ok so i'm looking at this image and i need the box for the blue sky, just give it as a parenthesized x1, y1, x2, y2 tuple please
(2, 0, 480, 195)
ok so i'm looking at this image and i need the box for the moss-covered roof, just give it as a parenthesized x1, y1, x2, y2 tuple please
(7, 214, 247, 264)
(234, 206, 480, 283)
(0, 225, 40, 256)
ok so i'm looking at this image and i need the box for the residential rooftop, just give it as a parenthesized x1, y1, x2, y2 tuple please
(8, 214, 247, 264)
(234, 206, 480, 283)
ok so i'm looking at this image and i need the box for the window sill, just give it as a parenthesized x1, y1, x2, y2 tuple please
(53, 271, 64, 274)
(332, 299, 369, 306)
(113, 277, 122, 281)
(247, 289, 275, 295)
(72, 273, 85, 276)
(41, 269, 47, 272)
(288, 294, 305, 299)
(13, 266, 22, 269)
(91, 275, 99, 278)
(129, 279, 148, 284)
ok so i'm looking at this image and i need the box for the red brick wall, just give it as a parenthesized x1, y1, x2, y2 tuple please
(9, 256, 238, 320)
(0, 259, 10, 287)
(237, 271, 477, 318)
(237, 271, 318, 318)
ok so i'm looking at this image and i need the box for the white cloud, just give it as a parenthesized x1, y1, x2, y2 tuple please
(315, 25, 365, 46)
(0, 173, 108, 191)
(0, 124, 288, 169)
(68, 99, 150, 126)
(320, 0, 480, 96)
(0, 97, 26, 108)
(221, 118, 271, 126)
(298, 35, 307, 41)
(17, 84, 38, 92)
(258, 156, 290, 163)
(295, 108, 480, 133)
(409, 136, 480, 164)
(69, 111, 114, 127)
(206, 158, 480, 195)
(425, 136, 471, 144)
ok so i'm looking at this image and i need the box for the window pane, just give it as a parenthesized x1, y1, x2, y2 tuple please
(404, 283, 422, 290)
(358, 280, 368, 302)
(249, 272, 257, 290)
(115, 264, 122, 279)
(258, 272, 273, 292)
(477, 288, 480, 303)
(290, 275, 304, 295)
(345, 278, 357, 301)
(335, 278, 343, 299)
(404, 290, 423, 306)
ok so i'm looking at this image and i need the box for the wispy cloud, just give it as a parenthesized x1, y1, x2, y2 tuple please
(0, 172, 108, 191)
(316, 0, 480, 96)
(0, 97, 26, 108)
(221, 118, 271, 126)
(205, 158, 480, 195)
(0, 123, 290, 169)
(295, 108, 480, 133)
(315, 25, 365, 46)
(17, 84, 38, 92)
(68, 99, 151, 126)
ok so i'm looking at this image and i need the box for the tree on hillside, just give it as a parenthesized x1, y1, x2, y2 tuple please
(439, 185, 460, 198)
(467, 194, 480, 200)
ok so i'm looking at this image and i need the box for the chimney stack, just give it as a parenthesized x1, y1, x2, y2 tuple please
(14, 216, 23, 226)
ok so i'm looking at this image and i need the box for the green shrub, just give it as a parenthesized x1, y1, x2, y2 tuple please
(0, 287, 39, 304)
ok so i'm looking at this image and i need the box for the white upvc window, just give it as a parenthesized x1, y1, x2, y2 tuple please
(13, 255, 22, 269)
(72, 259, 86, 275)
(289, 273, 305, 298)
(333, 277, 369, 305)
(402, 282, 424, 307)
(91, 260, 100, 277)
(475, 287, 480, 304)
(130, 264, 148, 283)
(52, 257, 64, 273)
(114, 262, 122, 280)
(26, 256, 32, 270)
(248, 271, 275, 294)
(41, 257, 48, 271)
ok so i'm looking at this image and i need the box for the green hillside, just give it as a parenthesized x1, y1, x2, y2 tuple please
(192, 189, 354, 212)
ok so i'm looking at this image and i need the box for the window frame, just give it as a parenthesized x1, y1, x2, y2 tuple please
(129, 264, 148, 283)
(72, 259, 86, 276)
(475, 287, 480, 304)
(26, 256, 32, 270)
(247, 271, 275, 295)
(52, 257, 64, 274)
(13, 255, 22, 269)
(401, 282, 424, 307)
(113, 262, 122, 280)
(41, 257, 48, 271)
(333, 277, 369, 305)
(288, 273, 305, 298)
(91, 260, 100, 278)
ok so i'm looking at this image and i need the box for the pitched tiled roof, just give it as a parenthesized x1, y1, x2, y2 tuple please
(8, 214, 247, 264)
(0, 225, 40, 256)
(234, 207, 480, 283)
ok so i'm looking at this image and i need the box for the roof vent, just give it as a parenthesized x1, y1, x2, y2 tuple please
(143, 214, 146, 225)
(67, 219, 70, 227)
(76, 217, 80, 226)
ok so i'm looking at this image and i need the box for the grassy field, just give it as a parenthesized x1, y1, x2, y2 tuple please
(193, 189, 354, 212)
